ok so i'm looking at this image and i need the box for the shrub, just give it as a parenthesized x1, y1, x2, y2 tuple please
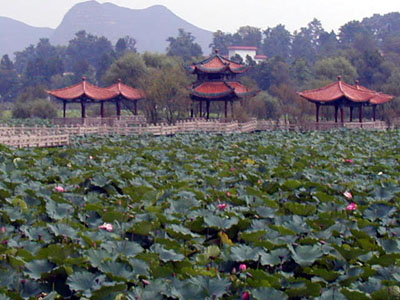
(12, 98, 57, 119)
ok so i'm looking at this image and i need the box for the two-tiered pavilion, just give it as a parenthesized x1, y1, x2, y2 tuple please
(187, 50, 258, 119)
(298, 77, 394, 123)
(47, 78, 145, 119)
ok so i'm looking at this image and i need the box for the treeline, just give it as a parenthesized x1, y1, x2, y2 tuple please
(1, 12, 400, 123)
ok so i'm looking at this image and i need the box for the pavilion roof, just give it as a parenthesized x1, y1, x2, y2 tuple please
(354, 83, 394, 105)
(190, 81, 258, 100)
(47, 78, 118, 101)
(298, 77, 395, 105)
(187, 50, 248, 74)
(106, 80, 145, 101)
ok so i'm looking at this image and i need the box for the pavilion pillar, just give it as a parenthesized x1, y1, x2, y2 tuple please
(340, 106, 344, 123)
(359, 105, 363, 123)
(349, 106, 353, 122)
(116, 100, 121, 119)
(334, 105, 338, 123)
(100, 102, 105, 118)
(224, 100, 228, 119)
(206, 100, 210, 119)
(373, 105, 377, 122)
(231, 101, 234, 119)
(315, 103, 320, 123)
(199, 101, 203, 118)
(134, 100, 138, 115)
(63, 101, 66, 118)
(81, 100, 86, 119)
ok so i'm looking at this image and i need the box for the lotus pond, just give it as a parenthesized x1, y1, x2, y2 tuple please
(0, 130, 399, 300)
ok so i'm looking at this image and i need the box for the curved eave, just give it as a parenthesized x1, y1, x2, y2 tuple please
(236, 90, 259, 98)
(190, 90, 234, 99)
(229, 66, 248, 74)
(196, 65, 229, 73)
(369, 94, 395, 105)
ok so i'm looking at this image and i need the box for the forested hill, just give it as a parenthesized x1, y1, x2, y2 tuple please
(0, 17, 53, 57)
(0, 0, 213, 56)
(50, 1, 213, 53)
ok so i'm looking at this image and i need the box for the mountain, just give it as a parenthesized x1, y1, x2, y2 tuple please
(0, 17, 53, 57)
(50, 1, 213, 54)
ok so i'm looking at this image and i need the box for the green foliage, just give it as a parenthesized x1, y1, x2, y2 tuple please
(314, 56, 358, 82)
(166, 28, 202, 62)
(12, 98, 57, 119)
(0, 131, 398, 298)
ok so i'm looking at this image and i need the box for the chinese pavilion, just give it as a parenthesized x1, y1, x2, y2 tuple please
(298, 77, 394, 123)
(106, 79, 145, 117)
(187, 49, 258, 119)
(47, 78, 145, 119)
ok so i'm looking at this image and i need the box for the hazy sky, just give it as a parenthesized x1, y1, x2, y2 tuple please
(1, 0, 399, 33)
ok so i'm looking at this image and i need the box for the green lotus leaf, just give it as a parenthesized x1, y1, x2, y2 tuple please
(187, 276, 230, 299)
(47, 223, 78, 239)
(167, 224, 201, 238)
(67, 271, 105, 297)
(101, 240, 144, 258)
(152, 244, 185, 262)
(318, 288, 348, 300)
(230, 244, 263, 262)
(0, 294, 11, 300)
(363, 203, 396, 221)
(252, 287, 288, 300)
(204, 215, 239, 229)
(45, 200, 74, 220)
(91, 175, 110, 187)
(378, 239, 400, 253)
(98, 261, 135, 281)
(24, 259, 54, 280)
(86, 249, 118, 268)
(128, 258, 150, 276)
(288, 244, 324, 266)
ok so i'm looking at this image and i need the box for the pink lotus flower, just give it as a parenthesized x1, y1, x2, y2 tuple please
(346, 203, 358, 211)
(345, 159, 354, 164)
(230, 167, 235, 172)
(218, 203, 227, 210)
(343, 191, 352, 200)
(55, 186, 66, 193)
(242, 291, 250, 300)
(142, 279, 150, 285)
(0, 226, 5, 233)
(239, 264, 247, 271)
(226, 191, 231, 197)
(98, 223, 113, 232)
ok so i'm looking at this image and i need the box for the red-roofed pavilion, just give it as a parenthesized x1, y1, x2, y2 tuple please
(106, 79, 146, 116)
(298, 77, 394, 123)
(47, 78, 145, 119)
(187, 50, 258, 119)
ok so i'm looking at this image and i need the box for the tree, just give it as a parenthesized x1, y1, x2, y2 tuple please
(339, 21, 377, 52)
(141, 54, 191, 123)
(262, 24, 292, 60)
(313, 56, 358, 83)
(209, 30, 234, 55)
(116, 36, 137, 57)
(65, 31, 115, 82)
(0, 55, 19, 101)
(292, 19, 326, 62)
(13, 39, 64, 86)
(236, 26, 262, 48)
(103, 52, 148, 87)
(166, 29, 203, 62)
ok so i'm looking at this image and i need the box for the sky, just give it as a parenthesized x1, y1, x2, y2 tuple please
(1, 0, 399, 33)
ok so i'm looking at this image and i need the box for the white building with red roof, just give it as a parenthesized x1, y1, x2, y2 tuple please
(227, 46, 267, 63)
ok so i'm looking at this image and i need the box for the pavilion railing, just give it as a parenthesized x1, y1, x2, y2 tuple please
(53, 115, 147, 127)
